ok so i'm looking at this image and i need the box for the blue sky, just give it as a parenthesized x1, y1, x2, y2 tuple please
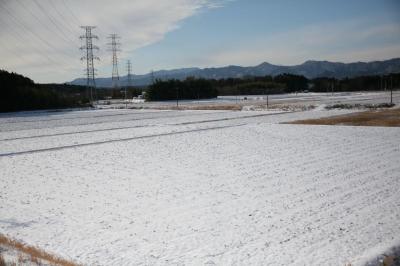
(0, 0, 399, 82)
(132, 0, 400, 72)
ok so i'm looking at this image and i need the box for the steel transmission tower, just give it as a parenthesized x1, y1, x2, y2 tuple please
(150, 70, 155, 85)
(124, 60, 133, 106)
(107, 34, 121, 89)
(126, 60, 133, 88)
(80, 26, 99, 104)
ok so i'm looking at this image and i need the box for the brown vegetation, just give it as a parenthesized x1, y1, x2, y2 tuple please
(172, 104, 242, 111)
(287, 108, 400, 127)
(0, 234, 79, 266)
(0, 254, 6, 266)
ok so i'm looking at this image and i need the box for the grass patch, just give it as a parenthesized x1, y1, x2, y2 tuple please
(155, 104, 242, 111)
(0, 234, 79, 266)
(176, 104, 242, 111)
(0, 254, 6, 266)
(286, 108, 400, 127)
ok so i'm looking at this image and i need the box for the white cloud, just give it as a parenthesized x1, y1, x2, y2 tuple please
(0, 0, 225, 82)
(197, 18, 400, 67)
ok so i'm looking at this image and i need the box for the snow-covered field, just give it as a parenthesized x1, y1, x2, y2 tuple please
(102, 91, 400, 109)
(1, 108, 399, 265)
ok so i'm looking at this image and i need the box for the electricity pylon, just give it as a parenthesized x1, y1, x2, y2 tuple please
(126, 60, 133, 88)
(150, 70, 155, 85)
(80, 26, 99, 104)
(107, 34, 121, 89)
(123, 60, 133, 107)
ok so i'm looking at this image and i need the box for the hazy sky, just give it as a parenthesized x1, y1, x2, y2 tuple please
(0, 0, 399, 83)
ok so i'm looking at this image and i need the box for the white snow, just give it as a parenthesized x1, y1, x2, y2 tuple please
(94, 91, 400, 110)
(0, 108, 399, 265)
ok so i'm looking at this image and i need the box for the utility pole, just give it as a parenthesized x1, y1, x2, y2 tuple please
(384, 76, 387, 91)
(391, 75, 393, 105)
(176, 86, 179, 108)
(80, 26, 99, 105)
(107, 34, 121, 98)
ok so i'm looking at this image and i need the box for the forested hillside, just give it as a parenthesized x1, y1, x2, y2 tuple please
(0, 70, 88, 112)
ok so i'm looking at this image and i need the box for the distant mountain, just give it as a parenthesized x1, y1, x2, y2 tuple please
(69, 68, 201, 88)
(68, 58, 400, 87)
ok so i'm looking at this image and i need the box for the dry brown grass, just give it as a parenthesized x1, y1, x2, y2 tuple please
(287, 108, 400, 127)
(0, 234, 80, 266)
(177, 104, 242, 111)
(0, 254, 6, 266)
(383, 255, 396, 266)
(158, 104, 242, 111)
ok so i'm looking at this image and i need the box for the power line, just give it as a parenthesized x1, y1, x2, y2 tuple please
(60, 0, 82, 25)
(0, 1, 66, 64)
(80, 26, 99, 104)
(14, 0, 79, 51)
(0, 39, 26, 64)
(31, 0, 80, 47)
(58, 0, 110, 39)
(0, 1, 74, 64)
(47, 0, 81, 37)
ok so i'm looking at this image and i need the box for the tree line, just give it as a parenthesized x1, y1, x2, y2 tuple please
(146, 78, 218, 101)
(311, 73, 400, 92)
(146, 74, 308, 101)
(0, 70, 92, 112)
(0, 69, 149, 112)
(146, 73, 399, 101)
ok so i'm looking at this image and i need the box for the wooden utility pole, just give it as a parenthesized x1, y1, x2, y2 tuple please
(390, 75, 393, 105)
(176, 86, 179, 108)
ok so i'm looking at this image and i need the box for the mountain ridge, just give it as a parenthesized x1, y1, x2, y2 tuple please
(68, 58, 400, 87)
